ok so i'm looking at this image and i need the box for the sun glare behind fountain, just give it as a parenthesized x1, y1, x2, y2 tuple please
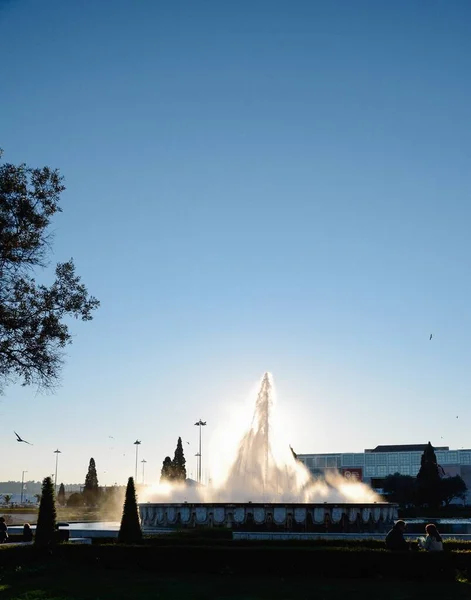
(143, 372, 379, 504)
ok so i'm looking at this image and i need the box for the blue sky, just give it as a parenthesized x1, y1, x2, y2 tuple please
(1, 0, 471, 485)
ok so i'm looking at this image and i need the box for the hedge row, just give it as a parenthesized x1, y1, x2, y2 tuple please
(5, 533, 471, 553)
(3, 544, 471, 581)
(138, 535, 471, 552)
(6, 532, 471, 553)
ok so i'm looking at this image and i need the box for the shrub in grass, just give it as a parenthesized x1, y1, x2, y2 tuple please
(118, 477, 142, 544)
(35, 476, 56, 547)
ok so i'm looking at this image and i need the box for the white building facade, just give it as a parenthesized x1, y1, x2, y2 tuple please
(297, 444, 471, 502)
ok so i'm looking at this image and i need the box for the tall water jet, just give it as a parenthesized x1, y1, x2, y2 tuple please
(225, 372, 273, 496)
(140, 372, 398, 531)
(218, 372, 311, 502)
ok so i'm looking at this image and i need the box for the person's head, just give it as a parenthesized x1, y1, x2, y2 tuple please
(23, 523, 31, 530)
(395, 520, 406, 532)
(425, 523, 441, 541)
(0, 517, 5, 524)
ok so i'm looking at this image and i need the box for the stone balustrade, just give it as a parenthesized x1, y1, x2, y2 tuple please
(139, 502, 398, 533)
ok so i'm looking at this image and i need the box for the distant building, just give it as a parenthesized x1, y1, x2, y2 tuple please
(297, 444, 471, 503)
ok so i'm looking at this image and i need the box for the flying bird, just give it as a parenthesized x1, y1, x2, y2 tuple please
(108, 436, 115, 439)
(429, 334, 433, 340)
(14, 431, 33, 445)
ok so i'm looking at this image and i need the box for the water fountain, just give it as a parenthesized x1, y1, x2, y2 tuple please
(139, 373, 397, 533)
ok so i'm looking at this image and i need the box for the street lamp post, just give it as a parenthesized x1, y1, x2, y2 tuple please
(54, 449, 61, 495)
(20, 470, 28, 504)
(194, 419, 207, 484)
(133, 440, 141, 482)
(141, 459, 147, 484)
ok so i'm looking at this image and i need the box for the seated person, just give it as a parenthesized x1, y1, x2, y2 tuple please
(385, 519, 409, 551)
(418, 523, 443, 552)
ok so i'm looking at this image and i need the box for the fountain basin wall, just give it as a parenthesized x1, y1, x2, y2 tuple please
(139, 502, 398, 533)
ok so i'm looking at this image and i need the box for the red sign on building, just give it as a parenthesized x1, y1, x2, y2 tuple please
(340, 467, 363, 482)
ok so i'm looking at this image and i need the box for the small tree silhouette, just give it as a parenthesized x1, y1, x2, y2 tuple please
(172, 437, 187, 481)
(118, 477, 142, 544)
(57, 483, 66, 506)
(417, 441, 442, 507)
(83, 458, 99, 506)
(160, 456, 174, 482)
(35, 476, 57, 546)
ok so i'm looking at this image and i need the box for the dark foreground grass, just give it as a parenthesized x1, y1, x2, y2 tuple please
(0, 566, 470, 600)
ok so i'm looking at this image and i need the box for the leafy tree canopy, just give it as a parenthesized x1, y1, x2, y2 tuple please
(67, 492, 84, 507)
(160, 456, 174, 482)
(441, 475, 467, 506)
(0, 149, 99, 392)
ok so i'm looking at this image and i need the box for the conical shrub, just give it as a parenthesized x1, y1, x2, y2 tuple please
(118, 476, 142, 543)
(35, 476, 57, 546)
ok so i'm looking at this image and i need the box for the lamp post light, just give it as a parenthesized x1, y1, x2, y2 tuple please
(133, 440, 141, 482)
(20, 470, 28, 504)
(141, 459, 147, 485)
(53, 449, 61, 495)
(194, 419, 207, 484)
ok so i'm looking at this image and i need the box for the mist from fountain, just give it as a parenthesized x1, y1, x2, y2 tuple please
(143, 372, 379, 504)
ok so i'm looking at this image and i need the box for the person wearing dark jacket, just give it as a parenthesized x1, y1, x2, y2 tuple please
(385, 520, 409, 551)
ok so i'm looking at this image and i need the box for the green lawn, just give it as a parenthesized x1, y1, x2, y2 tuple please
(0, 567, 470, 600)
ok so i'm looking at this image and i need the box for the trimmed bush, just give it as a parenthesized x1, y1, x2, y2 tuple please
(40, 544, 467, 581)
(3, 542, 471, 583)
(35, 477, 56, 547)
(118, 477, 142, 544)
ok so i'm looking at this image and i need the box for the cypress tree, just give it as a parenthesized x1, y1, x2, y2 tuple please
(118, 477, 142, 544)
(84, 458, 99, 506)
(57, 483, 66, 506)
(416, 441, 442, 507)
(35, 476, 57, 546)
(160, 456, 174, 482)
(173, 437, 187, 481)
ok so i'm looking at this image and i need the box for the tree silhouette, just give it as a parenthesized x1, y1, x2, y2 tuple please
(0, 149, 99, 392)
(35, 476, 56, 546)
(172, 437, 187, 481)
(160, 456, 174, 482)
(67, 492, 84, 507)
(83, 458, 99, 506)
(57, 483, 66, 506)
(441, 475, 468, 506)
(118, 477, 142, 544)
(416, 442, 442, 507)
